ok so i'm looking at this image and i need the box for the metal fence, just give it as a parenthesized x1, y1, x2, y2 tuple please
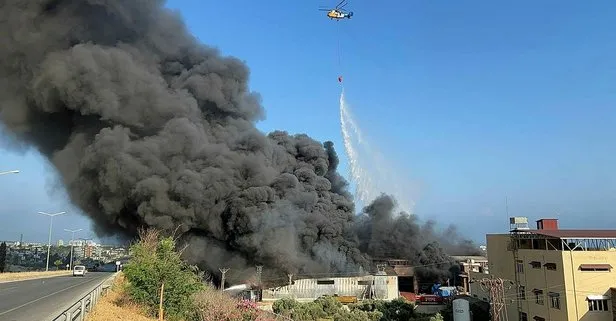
(50, 273, 118, 321)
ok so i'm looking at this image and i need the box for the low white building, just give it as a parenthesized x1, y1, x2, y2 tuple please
(262, 274, 399, 302)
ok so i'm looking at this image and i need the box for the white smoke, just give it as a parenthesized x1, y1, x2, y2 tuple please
(339, 90, 416, 213)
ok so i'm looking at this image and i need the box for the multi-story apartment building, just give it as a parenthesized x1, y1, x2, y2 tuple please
(83, 244, 93, 258)
(482, 217, 616, 321)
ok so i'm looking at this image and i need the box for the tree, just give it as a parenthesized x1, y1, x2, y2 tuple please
(0, 242, 7, 273)
(54, 259, 63, 270)
(123, 229, 205, 321)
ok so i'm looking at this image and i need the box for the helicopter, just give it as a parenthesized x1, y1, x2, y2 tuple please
(319, 0, 353, 20)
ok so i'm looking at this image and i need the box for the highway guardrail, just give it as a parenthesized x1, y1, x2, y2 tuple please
(49, 272, 119, 321)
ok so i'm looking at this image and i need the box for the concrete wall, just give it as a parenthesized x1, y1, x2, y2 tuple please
(514, 248, 566, 321)
(487, 233, 616, 321)
(484, 234, 519, 320)
(385, 276, 399, 300)
(563, 250, 616, 321)
(468, 271, 490, 302)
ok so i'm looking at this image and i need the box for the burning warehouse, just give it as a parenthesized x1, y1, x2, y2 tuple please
(223, 255, 469, 309)
(255, 258, 421, 303)
(261, 273, 399, 303)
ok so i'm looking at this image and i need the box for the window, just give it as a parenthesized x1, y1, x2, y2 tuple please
(357, 280, 371, 285)
(519, 312, 528, 321)
(534, 289, 544, 305)
(588, 299, 609, 311)
(544, 263, 557, 271)
(579, 264, 612, 272)
(518, 286, 526, 301)
(549, 292, 560, 309)
(530, 261, 541, 269)
(533, 317, 545, 321)
(517, 260, 524, 273)
(316, 279, 334, 285)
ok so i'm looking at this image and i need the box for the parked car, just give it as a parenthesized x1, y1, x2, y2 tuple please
(73, 265, 87, 277)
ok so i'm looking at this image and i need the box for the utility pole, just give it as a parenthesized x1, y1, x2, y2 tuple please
(256, 265, 263, 286)
(64, 228, 82, 270)
(219, 267, 229, 291)
(505, 196, 510, 231)
(37, 211, 66, 271)
(255, 265, 264, 302)
(473, 277, 513, 321)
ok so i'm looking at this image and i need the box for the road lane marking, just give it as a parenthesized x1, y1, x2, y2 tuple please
(0, 275, 108, 316)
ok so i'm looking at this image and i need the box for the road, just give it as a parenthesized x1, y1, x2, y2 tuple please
(0, 272, 113, 321)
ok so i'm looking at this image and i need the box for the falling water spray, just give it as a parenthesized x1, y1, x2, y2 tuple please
(338, 90, 415, 213)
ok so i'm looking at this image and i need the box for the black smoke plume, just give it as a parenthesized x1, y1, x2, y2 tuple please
(0, 0, 479, 285)
(355, 194, 481, 286)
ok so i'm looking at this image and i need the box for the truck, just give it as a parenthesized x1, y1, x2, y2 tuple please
(416, 283, 458, 305)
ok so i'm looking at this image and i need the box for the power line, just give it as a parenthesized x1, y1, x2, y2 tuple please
(473, 277, 513, 321)
(498, 271, 611, 303)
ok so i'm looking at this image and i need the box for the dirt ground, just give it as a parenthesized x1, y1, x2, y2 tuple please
(85, 273, 156, 321)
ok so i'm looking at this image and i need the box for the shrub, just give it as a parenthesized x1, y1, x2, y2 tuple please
(193, 286, 283, 321)
(377, 297, 417, 321)
(429, 313, 444, 321)
(350, 298, 417, 321)
(123, 229, 205, 321)
(273, 296, 382, 321)
(193, 287, 245, 321)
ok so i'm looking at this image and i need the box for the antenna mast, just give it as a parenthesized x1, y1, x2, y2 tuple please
(505, 196, 509, 230)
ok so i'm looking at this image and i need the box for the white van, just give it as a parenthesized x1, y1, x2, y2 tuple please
(72, 265, 87, 277)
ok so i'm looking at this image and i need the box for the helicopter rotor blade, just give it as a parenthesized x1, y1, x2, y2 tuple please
(335, 0, 346, 9)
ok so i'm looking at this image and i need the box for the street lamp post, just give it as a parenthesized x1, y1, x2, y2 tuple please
(38, 211, 66, 271)
(64, 228, 82, 270)
(0, 170, 19, 176)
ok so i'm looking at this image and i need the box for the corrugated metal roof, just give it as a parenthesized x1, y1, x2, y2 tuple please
(451, 255, 488, 262)
(527, 229, 616, 238)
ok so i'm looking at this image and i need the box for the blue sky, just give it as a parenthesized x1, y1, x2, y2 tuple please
(1, 0, 615, 244)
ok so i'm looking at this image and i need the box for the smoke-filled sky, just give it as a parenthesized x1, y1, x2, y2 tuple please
(1, 0, 616, 252)
(0, 0, 487, 285)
